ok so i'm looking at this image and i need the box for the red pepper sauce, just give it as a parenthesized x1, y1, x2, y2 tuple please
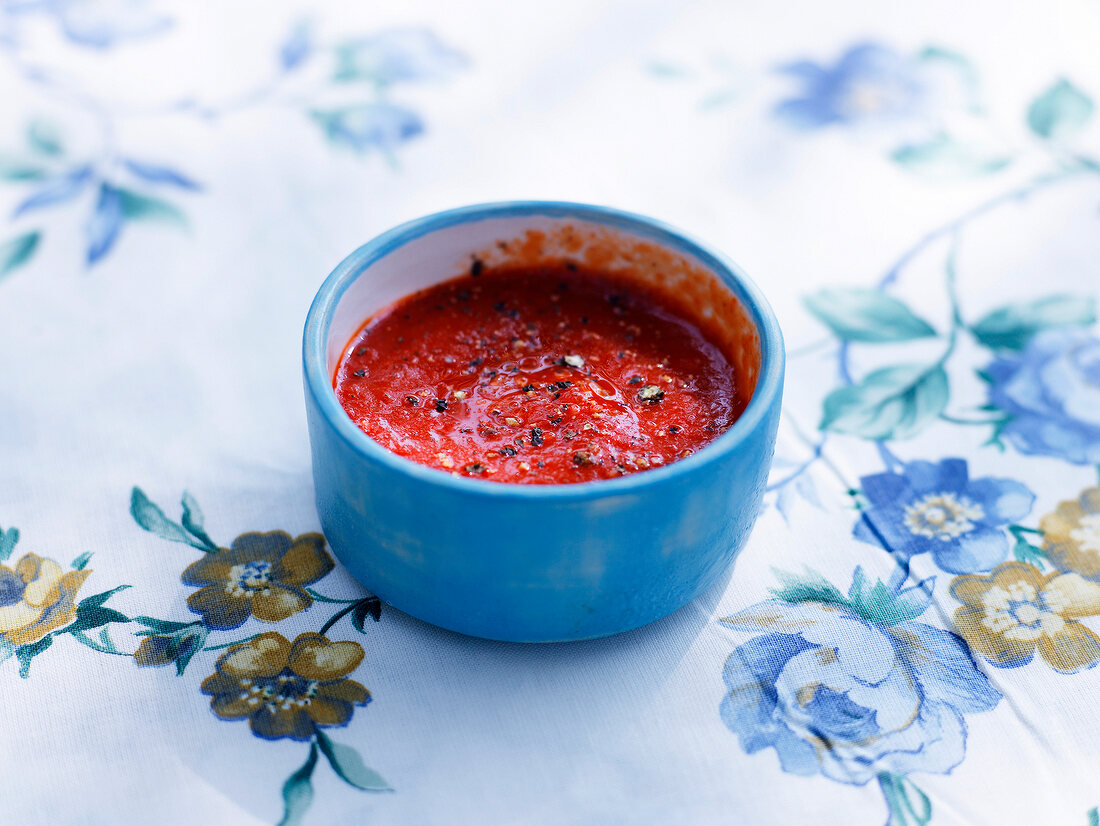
(334, 264, 747, 484)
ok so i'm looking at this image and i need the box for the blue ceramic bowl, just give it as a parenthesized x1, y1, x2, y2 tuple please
(303, 202, 783, 642)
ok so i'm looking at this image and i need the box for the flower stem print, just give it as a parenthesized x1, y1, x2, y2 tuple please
(309, 589, 383, 637)
(678, 43, 1100, 824)
(769, 74, 1100, 519)
(127, 486, 384, 661)
(180, 24, 465, 159)
(0, 111, 201, 270)
(0, 14, 463, 276)
(202, 631, 391, 826)
(878, 772, 932, 826)
(719, 566, 999, 826)
(128, 487, 390, 824)
(771, 44, 1092, 181)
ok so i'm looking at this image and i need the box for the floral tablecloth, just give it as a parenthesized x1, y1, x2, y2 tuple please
(3, 2, 1100, 824)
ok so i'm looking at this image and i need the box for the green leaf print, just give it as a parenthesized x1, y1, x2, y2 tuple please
(804, 288, 937, 342)
(0, 231, 41, 278)
(1027, 79, 1094, 141)
(970, 294, 1096, 350)
(821, 363, 949, 440)
(891, 134, 1011, 179)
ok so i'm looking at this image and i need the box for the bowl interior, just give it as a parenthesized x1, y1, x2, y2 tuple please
(324, 210, 763, 410)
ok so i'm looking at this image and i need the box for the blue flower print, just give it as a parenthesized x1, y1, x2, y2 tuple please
(720, 570, 1000, 785)
(311, 104, 424, 154)
(985, 329, 1100, 465)
(854, 458, 1034, 573)
(334, 27, 466, 86)
(775, 43, 925, 130)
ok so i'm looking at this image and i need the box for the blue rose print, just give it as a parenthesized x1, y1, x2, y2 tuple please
(984, 329, 1100, 465)
(853, 458, 1034, 574)
(774, 43, 925, 130)
(720, 568, 1001, 789)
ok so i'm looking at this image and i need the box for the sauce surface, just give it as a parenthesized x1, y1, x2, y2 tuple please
(334, 264, 747, 484)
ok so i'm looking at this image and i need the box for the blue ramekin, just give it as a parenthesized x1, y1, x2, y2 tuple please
(303, 202, 784, 642)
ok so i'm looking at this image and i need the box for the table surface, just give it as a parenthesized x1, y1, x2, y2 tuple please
(3, 2, 1100, 824)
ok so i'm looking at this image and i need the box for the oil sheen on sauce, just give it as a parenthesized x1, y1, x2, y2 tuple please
(334, 263, 747, 484)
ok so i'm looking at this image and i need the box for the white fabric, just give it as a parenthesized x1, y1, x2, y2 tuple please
(3, 1, 1100, 824)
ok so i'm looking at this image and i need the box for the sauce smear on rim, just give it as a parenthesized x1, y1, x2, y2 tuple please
(334, 263, 748, 484)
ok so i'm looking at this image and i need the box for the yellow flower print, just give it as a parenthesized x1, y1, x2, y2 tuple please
(1040, 487, 1100, 580)
(0, 554, 91, 646)
(951, 561, 1100, 673)
(180, 532, 335, 630)
(201, 632, 370, 741)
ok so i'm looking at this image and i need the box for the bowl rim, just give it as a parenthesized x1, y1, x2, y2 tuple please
(303, 200, 784, 501)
